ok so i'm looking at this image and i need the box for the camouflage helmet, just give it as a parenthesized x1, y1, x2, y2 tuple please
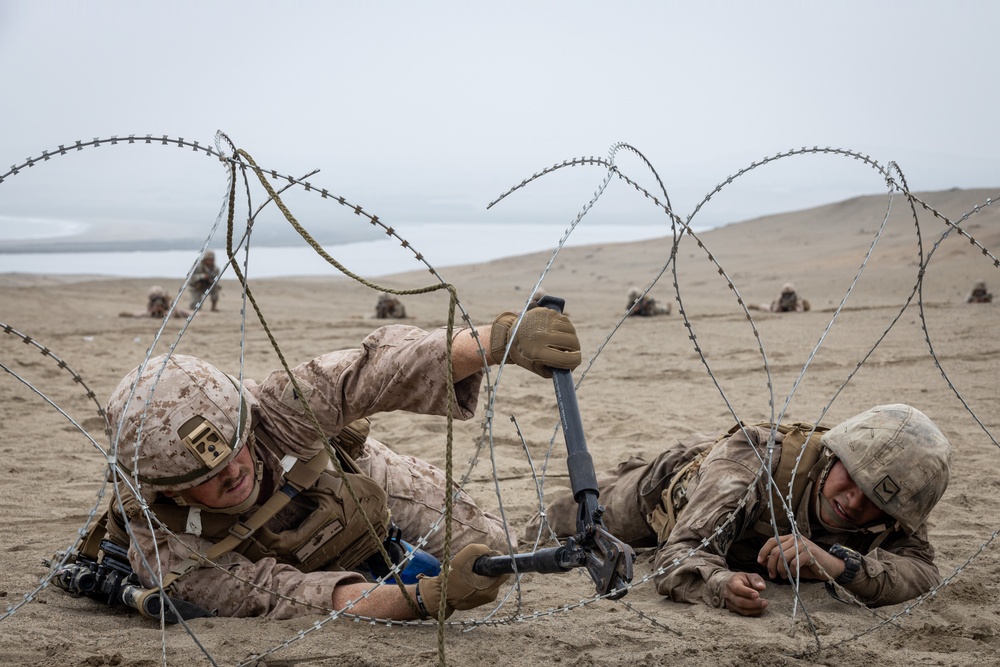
(148, 285, 167, 299)
(820, 404, 951, 535)
(203, 250, 216, 261)
(106, 354, 255, 492)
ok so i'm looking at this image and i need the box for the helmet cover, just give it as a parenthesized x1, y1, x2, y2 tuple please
(820, 404, 952, 534)
(107, 354, 254, 491)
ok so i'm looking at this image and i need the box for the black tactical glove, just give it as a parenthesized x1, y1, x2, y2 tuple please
(489, 307, 582, 378)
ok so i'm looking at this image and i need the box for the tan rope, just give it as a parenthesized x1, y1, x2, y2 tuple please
(219, 147, 465, 641)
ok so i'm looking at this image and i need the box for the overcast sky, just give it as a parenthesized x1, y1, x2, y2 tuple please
(1, 1, 998, 252)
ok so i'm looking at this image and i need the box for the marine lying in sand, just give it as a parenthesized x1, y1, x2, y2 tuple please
(69, 305, 581, 620)
(749, 283, 811, 312)
(119, 285, 191, 320)
(374, 292, 407, 319)
(528, 404, 951, 616)
(965, 280, 993, 303)
(626, 286, 671, 317)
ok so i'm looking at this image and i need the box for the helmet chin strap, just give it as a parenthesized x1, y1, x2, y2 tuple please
(815, 490, 859, 532)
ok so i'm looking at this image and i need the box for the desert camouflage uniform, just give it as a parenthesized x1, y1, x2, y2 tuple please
(122, 325, 511, 618)
(966, 281, 993, 303)
(626, 286, 671, 317)
(768, 283, 810, 312)
(122, 285, 190, 319)
(529, 423, 940, 610)
(189, 253, 221, 310)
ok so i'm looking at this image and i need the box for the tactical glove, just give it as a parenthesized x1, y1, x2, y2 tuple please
(415, 544, 509, 619)
(490, 307, 582, 378)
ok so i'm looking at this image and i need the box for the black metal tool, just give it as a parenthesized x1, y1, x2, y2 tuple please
(472, 295, 635, 599)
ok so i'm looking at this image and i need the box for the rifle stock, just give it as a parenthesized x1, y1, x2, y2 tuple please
(47, 540, 213, 623)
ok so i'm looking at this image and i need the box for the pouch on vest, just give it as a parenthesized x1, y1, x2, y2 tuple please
(257, 468, 390, 572)
(750, 422, 827, 537)
(252, 420, 389, 570)
(141, 459, 390, 574)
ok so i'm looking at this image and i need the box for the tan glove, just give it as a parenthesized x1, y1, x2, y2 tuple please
(489, 307, 582, 378)
(415, 544, 510, 619)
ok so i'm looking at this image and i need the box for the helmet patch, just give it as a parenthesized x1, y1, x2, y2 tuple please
(873, 475, 900, 505)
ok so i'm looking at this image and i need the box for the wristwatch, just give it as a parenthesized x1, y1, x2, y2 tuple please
(828, 544, 862, 585)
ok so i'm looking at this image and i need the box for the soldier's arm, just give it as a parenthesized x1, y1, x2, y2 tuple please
(840, 531, 942, 606)
(330, 583, 423, 620)
(253, 325, 485, 459)
(254, 307, 578, 459)
(652, 454, 763, 610)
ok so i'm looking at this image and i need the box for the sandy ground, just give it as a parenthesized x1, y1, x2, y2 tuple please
(2, 188, 999, 666)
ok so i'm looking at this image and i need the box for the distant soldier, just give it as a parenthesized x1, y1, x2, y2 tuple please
(120, 285, 190, 320)
(770, 283, 810, 312)
(189, 250, 221, 312)
(626, 286, 671, 317)
(749, 283, 810, 313)
(375, 293, 407, 319)
(966, 280, 993, 304)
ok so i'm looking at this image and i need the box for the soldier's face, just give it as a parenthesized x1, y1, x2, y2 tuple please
(175, 444, 256, 509)
(819, 460, 888, 528)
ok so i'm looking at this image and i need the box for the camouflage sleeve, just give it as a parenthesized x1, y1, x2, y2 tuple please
(843, 528, 942, 606)
(128, 520, 365, 619)
(251, 325, 484, 459)
(652, 446, 764, 609)
(191, 265, 219, 287)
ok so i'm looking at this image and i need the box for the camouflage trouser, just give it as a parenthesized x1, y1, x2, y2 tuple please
(189, 280, 220, 310)
(523, 433, 717, 548)
(355, 438, 515, 556)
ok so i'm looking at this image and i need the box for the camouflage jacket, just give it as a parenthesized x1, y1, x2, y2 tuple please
(191, 261, 219, 288)
(126, 325, 483, 618)
(653, 424, 941, 609)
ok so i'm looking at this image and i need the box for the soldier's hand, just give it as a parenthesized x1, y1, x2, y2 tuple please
(723, 572, 768, 616)
(415, 544, 510, 618)
(489, 307, 581, 378)
(757, 534, 842, 581)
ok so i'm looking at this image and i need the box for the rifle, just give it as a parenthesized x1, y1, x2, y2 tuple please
(46, 539, 213, 623)
(472, 296, 635, 599)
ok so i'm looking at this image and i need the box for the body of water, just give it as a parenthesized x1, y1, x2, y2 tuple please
(0, 222, 673, 279)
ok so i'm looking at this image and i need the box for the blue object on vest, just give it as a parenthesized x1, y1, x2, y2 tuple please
(376, 541, 441, 585)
